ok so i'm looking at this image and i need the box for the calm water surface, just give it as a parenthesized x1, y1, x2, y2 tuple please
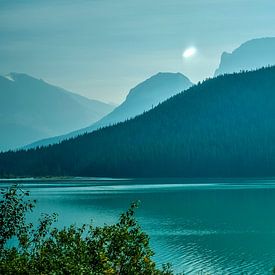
(2, 178, 275, 274)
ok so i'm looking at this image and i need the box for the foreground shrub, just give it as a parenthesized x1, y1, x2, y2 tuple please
(0, 185, 173, 274)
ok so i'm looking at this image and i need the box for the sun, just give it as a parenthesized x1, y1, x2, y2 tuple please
(182, 47, 197, 58)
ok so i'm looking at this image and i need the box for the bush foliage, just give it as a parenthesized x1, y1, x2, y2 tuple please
(0, 185, 173, 275)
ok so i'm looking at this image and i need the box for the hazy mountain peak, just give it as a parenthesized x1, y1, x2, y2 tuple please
(154, 71, 187, 78)
(215, 37, 275, 76)
(0, 73, 115, 151)
(126, 72, 192, 101)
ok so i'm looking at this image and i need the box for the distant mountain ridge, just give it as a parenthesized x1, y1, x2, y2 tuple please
(25, 72, 193, 149)
(0, 73, 114, 151)
(2, 66, 275, 178)
(215, 37, 275, 76)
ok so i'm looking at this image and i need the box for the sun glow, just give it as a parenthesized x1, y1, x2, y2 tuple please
(182, 47, 197, 58)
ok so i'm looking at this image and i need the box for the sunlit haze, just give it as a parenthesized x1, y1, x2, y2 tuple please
(183, 47, 197, 58)
(1, 0, 275, 103)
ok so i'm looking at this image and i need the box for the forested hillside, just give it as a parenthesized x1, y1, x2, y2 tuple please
(26, 72, 192, 149)
(1, 66, 275, 178)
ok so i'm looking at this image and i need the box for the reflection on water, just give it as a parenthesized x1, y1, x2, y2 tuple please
(1, 178, 275, 274)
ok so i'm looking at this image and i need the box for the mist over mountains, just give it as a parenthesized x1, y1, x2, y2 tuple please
(6, 37, 275, 152)
(215, 37, 275, 76)
(2, 37, 275, 178)
(0, 73, 114, 151)
(25, 72, 193, 149)
(2, 66, 275, 178)
(24, 37, 275, 149)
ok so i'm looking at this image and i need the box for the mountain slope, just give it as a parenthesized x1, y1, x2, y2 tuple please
(0, 73, 114, 151)
(1, 66, 275, 178)
(215, 37, 275, 76)
(26, 72, 193, 148)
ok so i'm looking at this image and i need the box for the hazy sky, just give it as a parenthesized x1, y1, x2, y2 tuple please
(1, 0, 275, 104)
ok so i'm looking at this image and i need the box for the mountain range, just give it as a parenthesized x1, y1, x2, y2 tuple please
(26, 36, 275, 150)
(25, 72, 193, 149)
(0, 73, 114, 151)
(1, 66, 275, 178)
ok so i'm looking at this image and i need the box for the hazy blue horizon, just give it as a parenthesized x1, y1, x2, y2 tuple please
(1, 0, 275, 103)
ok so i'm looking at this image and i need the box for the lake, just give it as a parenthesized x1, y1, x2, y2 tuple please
(1, 178, 275, 274)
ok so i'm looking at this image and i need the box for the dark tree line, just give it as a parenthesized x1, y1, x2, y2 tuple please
(1, 66, 275, 178)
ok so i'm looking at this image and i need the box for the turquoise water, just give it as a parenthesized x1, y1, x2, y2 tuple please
(2, 178, 275, 274)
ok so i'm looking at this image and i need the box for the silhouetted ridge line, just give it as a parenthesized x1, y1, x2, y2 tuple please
(1, 66, 275, 178)
(25, 72, 192, 149)
(215, 37, 275, 76)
